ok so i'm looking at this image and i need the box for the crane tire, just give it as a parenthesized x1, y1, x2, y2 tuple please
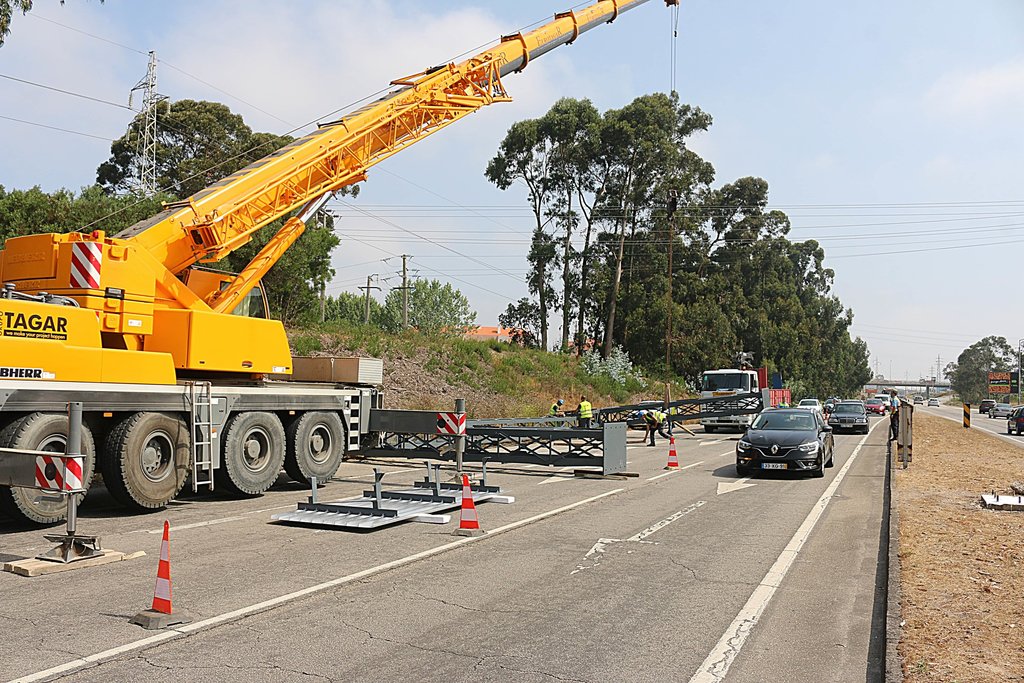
(284, 411, 346, 486)
(217, 411, 285, 496)
(102, 412, 190, 511)
(0, 412, 96, 525)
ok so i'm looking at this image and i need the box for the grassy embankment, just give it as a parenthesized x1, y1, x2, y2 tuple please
(288, 324, 657, 418)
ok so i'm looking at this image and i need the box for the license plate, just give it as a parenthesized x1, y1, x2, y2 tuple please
(761, 463, 786, 470)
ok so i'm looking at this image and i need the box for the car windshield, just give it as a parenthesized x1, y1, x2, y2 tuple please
(866, 400, 882, 406)
(834, 403, 865, 414)
(996, 403, 1011, 409)
(799, 399, 818, 406)
(752, 411, 816, 431)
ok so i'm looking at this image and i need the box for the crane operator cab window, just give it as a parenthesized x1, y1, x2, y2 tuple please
(228, 286, 267, 319)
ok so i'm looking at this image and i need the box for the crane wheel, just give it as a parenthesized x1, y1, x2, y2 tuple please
(284, 411, 346, 486)
(216, 412, 286, 496)
(102, 412, 190, 511)
(0, 412, 97, 525)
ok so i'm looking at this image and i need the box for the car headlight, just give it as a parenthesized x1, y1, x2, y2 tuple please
(737, 441, 751, 452)
(798, 441, 819, 453)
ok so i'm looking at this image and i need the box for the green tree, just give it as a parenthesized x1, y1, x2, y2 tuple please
(0, 184, 167, 242)
(378, 279, 476, 335)
(486, 118, 557, 349)
(97, 99, 291, 199)
(0, 0, 30, 46)
(498, 297, 541, 348)
(323, 291, 381, 326)
(945, 336, 1016, 403)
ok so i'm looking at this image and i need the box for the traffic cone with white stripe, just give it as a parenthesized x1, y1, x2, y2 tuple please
(453, 474, 485, 537)
(152, 521, 173, 614)
(131, 521, 191, 630)
(664, 436, 680, 470)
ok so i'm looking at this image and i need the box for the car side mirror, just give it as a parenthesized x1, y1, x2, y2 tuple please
(821, 425, 832, 432)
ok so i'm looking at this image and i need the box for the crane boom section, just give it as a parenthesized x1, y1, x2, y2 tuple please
(117, 0, 656, 275)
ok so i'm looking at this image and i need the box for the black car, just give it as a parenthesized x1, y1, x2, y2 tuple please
(979, 399, 996, 414)
(736, 408, 834, 478)
(828, 401, 869, 434)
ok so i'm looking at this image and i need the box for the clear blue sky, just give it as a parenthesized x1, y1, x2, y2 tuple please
(1, 0, 1022, 381)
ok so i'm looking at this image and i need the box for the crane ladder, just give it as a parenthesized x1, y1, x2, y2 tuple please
(190, 381, 215, 492)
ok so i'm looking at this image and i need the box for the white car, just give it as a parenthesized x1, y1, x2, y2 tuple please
(797, 398, 822, 412)
(927, 398, 940, 407)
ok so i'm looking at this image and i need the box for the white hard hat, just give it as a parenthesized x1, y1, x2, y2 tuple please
(638, 410, 647, 416)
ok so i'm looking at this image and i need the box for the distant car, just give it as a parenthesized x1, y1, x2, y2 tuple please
(1008, 406, 1024, 435)
(797, 398, 822, 412)
(874, 394, 892, 411)
(927, 398, 940, 407)
(735, 408, 834, 478)
(865, 398, 886, 415)
(828, 401, 869, 434)
(990, 403, 1014, 419)
(913, 396, 924, 405)
(979, 399, 996, 414)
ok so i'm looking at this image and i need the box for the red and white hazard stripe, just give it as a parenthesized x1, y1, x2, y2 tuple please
(34, 454, 85, 492)
(69, 242, 102, 289)
(436, 412, 467, 435)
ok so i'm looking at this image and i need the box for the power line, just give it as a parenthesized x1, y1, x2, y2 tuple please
(0, 72, 135, 110)
(334, 200, 525, 283)
(0, 113, 112, 141)
(27, 13, 146, 54)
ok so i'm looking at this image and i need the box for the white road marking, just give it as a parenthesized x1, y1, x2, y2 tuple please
(627, 500, 707, 541)
(699, 439, 726, 447)
(249, 503, 299, 515)
(149, 516, 246, 534)
(537, 475, 572, 486)
(716, 478, 756, 495)
(10, 488, 625, 683)
(647, 461, 703, 481)
(572, 500, 706, 574)
(687, 418, 883, 683)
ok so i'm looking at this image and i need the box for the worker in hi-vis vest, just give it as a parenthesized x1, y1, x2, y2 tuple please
(577, 395, 593, 429)
(549, 398, 564, 417)
(640, 409, 669, 446)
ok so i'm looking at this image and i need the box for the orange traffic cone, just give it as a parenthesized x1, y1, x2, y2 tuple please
(131, 521, 191, 630)
(664, 436, 680, 470)
(453, 474, 485, 536)
(152, 521, 173, 614)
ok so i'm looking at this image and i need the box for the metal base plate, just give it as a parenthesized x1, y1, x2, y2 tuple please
(272, 485, 511, 531)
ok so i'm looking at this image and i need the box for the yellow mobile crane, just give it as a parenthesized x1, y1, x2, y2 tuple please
(0, 0, 677, 523)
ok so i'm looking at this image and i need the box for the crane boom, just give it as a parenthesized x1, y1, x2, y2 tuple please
(117, 0, 662, 274)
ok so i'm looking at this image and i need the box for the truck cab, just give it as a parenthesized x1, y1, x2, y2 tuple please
(700, 368, 760, 432)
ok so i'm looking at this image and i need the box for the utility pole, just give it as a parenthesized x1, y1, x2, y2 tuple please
(128, 51, 167, 197)
(401, 254, 411, 329)
(359, 274, 380, 324)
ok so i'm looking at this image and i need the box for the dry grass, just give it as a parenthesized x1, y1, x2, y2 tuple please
(896, 413, 1024, 681)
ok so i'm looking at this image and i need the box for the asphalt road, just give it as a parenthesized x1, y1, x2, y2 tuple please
(1, 418, 891, 683)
